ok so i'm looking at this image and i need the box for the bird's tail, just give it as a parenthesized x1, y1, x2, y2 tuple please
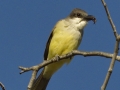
(31, 69, 51, 90)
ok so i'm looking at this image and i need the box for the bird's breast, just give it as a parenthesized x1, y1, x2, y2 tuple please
(48, 27, 83, 59)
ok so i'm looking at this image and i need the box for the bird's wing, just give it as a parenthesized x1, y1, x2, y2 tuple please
(44, 30, 53, 60)
(43, 19, 68, 60)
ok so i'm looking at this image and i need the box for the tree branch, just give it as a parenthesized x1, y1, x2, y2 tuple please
(101, 41, 119, 90)
(0, 82, 5, 90)
(101, 0, 118, 38)
(19, 50, 120, 89)
(101, 0, 119, 90)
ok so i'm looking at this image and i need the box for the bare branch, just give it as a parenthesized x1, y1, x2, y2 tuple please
(101, 41, 119, 90)
(101, 0, 118, 38)
(0, 82, 5, 90)
(19, 50, 120, 89)
(19, 50, 120, 74)
(101, 0, 119, 90)
(28, 71, 37, 90)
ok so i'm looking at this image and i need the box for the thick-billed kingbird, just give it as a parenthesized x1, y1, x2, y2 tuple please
(31, 8, 96, 90)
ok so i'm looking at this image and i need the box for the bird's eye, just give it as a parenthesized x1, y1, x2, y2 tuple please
(77, 13, 81, 17)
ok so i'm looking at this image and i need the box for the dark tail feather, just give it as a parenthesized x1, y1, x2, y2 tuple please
(31, 69, 51, 90)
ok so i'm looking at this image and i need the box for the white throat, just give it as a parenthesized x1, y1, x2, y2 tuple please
(68, 17, 88, 31)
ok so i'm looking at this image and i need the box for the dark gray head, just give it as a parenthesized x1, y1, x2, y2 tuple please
(69, 8, 96, 24)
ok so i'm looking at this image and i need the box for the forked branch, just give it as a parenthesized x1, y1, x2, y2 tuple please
(19, 50, 120, 89)
(101, 0, 119, 90)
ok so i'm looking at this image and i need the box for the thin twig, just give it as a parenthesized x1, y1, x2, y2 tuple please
(101, 41, 119, 90)
(19, 50, 120, 74)
(101, 0, 118, 38)
(28, 71, 37, 90)
(19, 50, 120, 89)
(0, 82, 5, 90)
(101, 0, 119, 90)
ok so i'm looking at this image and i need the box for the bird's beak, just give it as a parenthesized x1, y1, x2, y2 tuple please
(84, 15, 96, 24)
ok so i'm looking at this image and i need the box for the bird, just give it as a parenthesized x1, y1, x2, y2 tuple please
(31, 8, 96, 90)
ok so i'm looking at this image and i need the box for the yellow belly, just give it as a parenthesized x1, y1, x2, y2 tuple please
(43, 23, 82, 78)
